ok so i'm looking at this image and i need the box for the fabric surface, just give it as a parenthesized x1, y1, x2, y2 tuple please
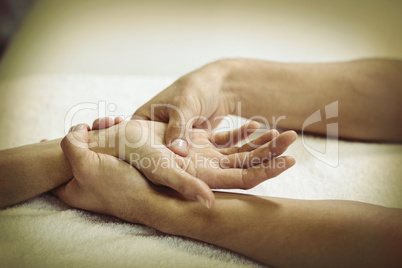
(0, 75, 401, 267)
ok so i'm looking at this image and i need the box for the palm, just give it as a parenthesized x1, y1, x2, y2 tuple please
(124, 120, 296, 191)
(84, 117, 296, 206)
(185, 131, 235, 188)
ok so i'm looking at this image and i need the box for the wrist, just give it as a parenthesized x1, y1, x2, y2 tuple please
(122, 185, 189, 232)
(217, 58, 288, 118)
(202, 58, 242, 115)
(134, 186, 201, 236)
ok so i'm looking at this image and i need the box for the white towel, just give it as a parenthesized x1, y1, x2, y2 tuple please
(1, 75, 401, 267)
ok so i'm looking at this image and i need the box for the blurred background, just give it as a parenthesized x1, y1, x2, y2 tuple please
(0, 0, 402, 81)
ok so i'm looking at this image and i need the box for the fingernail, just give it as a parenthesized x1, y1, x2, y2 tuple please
(171, 139, 187, 148)
(196, 195, 211, 209)
(170, 139, 188, 156)
(250, 121, 260, 128)
(73, 124, 85, 131)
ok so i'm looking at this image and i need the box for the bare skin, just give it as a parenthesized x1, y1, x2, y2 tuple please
(135, 58, 402, 151)
(131, 58, 402, 206)
(1, 58, 401, 266)
(0, 138, 71, 207)
(53, 126, 402, 268)
(0, 119, 296, 208)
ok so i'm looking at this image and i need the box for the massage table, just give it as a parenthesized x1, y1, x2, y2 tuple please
(1, 1, 401, 267)
(0, 74, 401, 267)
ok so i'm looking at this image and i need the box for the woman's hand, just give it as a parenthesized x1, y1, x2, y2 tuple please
(133, 60, 235, 156)
(53, 125, 177, 225)
(81, 118, 296, 208)
(51, 125, 402, 268)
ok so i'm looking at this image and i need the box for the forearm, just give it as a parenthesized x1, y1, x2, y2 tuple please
(0, 129, 114, 208)
(0, 138, 72, 207)
(149, 191, 402, 267)
(218, 58, 402, 142)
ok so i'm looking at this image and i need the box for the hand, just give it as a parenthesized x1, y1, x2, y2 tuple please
(54, 125, 402, 267)
(84, 118, 297, 208)
(133, 60, 234, 156)
(53, 125, 176, 225)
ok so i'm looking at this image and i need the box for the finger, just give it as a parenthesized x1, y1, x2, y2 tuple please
(131, 114, 150, 120)
(52, 178, 82, 208)
(194, 117, 222, 130)
(165, 107, 195, 157)
(241, 156, 296, 189)
(52, 183, 71, 205)
(69, 123, 90, 133)
(219, 129, 279, 155)
(214, 156, 296, 189)
(114, 116, 124, 125)
(52, 184, 68, 202)
(92, 117, 115, 130)
(145, 166, 215, 209)
(211, 121, 260, 148)
(61, 128, 92, 170)
(132, 103, 151, 120)
(220, 130, 297, 168)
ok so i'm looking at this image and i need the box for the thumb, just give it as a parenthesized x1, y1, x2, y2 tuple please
(132, 102, 152, 121)
(61, 127, 92, 171)
(166, 105, 195, 157)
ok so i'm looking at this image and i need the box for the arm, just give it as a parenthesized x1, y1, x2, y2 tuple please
(135, 58, 402, 145)
(55, 127, 402, 268)
(89, 119, 296, 207)
(151, 191, 402, 268)
(0, 138, 72, 207)
(222, 58, 402, 142)
(0, 120, 296, 208)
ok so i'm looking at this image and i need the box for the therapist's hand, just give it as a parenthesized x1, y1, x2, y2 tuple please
(82, 117, 297, 208)
(133, 60, 235, 156)
(53, 125, 177, 225)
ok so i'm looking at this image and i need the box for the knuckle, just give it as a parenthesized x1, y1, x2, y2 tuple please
(171, 119, 186, 128)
